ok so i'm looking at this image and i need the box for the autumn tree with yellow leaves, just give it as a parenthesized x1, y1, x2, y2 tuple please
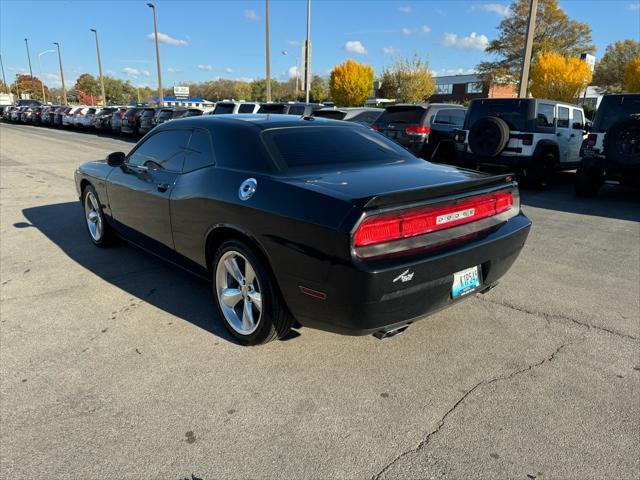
(329, 59, 374, 107)
(623, 56, 640, 93)
(529, 52, 592, 103)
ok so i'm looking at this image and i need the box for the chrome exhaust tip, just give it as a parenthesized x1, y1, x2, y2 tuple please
(373, 324, 409, 340)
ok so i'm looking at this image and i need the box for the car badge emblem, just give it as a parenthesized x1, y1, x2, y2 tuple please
(393, 269, 414, 283)
(239, 178, 257, 201)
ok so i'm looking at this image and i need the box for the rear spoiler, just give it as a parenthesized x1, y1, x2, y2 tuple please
(357, 173, 515, 209)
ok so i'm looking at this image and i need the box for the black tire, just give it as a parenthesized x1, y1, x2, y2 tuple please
(575, 156, 605, 197)
(468, 116, 510, 157)
(212, 239, 294, 346)
(81, 185, 114, 247)
(523, 151, 556, 190)
(603, 115, 640, 167)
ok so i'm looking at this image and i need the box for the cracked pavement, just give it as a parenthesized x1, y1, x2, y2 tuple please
(1, 123, 639, 479)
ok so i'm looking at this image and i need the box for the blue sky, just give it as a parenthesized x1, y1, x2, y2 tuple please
(1, 0, 639, 89)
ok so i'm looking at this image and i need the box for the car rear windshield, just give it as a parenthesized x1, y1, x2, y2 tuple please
(258, 104, 286, 114)
(465, 100, 528, 131)
(141, 109, 156, 118)
(213, 103, 235, 114)
(593, 95, 640, 131)
(374, 106, 426, 126)
(262, 126, 414, 169)
(237, 103, 256, 113)
(157, 109, 173, 119)
(124, 108, 140, 116)
(313, 110, 346, 120)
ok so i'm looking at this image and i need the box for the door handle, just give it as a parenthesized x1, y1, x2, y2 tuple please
(157, 183, 170, 192)
(570, 133, 576, 137)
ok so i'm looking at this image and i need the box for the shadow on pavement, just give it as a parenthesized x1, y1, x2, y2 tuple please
(21, 201, 236, 344)
(520, 171, 640, 222)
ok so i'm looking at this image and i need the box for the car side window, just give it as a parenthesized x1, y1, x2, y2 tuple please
(127, 130, 190, 172)
(573, 109, 584, 129)
(183, 129, 214, 172)
(557, 107, 570, 128)
(238, 103, 255, 113)
(537, 104, 555, 128)
(433, 109, 466, 126)
(287, 105, 305, 115)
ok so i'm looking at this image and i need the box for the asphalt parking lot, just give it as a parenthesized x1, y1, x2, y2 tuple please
(1, 122, 639, 479)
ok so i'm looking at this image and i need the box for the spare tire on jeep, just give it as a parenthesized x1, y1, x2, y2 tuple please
(468, 116, 510, 157)
(603, 114, 640, 167)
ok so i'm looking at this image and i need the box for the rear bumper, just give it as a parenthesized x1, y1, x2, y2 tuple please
(286, 213, 531, 335)
(463, 151, 535, 168)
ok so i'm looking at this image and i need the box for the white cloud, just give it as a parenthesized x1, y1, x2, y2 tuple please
(628, 3, 640, 11)
(197, 64, 213, 71)
(43, 73, 61, 86)
(244, 9, 259, 21)
(402, 26, 430, 36)
(142, 70, 150, 77)
(432, 67, 477, 77)
(288, 65, 300, 79)
(435, 8, 447, 16)
(441, 32, 489, 50)
(421, 25, 431, 33)
(402, 27, 412, 36)
(344, 40, 367, 54)
(146, 32, 187, 46)
(398, 6, 412, 13)
(167, 67, 177, 73)
(287, 39, 300, 46)
(472, 3, 511, 17)
(224, 67, 234, 73)
(122, 67, 141, 77)
(382, 46, 398, 55)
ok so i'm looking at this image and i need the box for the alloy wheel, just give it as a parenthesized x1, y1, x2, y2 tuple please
(84, 191, 103, 242)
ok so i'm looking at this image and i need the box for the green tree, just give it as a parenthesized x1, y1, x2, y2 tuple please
(233, 81, 252, 100)
(593, 40, 640, 93)
(74, 73, 99, 97)
(103, 76, 136, 105)
(477, 0, 595, 86)
(329, 59, 374, 107)
(309, 75, 328, 103)
(379, 55, 435, 103)
(250, 78, 283, 101)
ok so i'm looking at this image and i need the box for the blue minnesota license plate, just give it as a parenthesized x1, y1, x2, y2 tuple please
(452, 266, 481, 298)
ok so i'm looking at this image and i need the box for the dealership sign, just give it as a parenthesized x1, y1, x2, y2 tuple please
(174, 86, 189, 99)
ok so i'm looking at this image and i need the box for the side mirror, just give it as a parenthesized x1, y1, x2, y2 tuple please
(106, 151, 126, 167)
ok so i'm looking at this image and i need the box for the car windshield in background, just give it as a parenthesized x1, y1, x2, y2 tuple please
(466, 101, 528, 131)
(593, 95, 640, 131)
(262, 126, 413, 169)
(141, 109, 155, 118)
(258, 104, 286, 114)
(433, 109, 466, 126)
(313, 110, 346, 120)
(213, 103, 235, 114)
(157, 109, 173, 119)
(237, 103, 256, 113)
(375, 106, 425, 126)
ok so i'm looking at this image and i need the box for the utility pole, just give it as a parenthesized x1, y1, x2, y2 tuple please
(304, 0, 311, 104)
(24, 38, 35, 94)
(265, 0, 271, 102)
(53, 42, 67, 105)
(147, 3, 164, 106)
(518, 0, 538, 98)
(90, 29, 107, 106)
(37, 50, 55, 103)
(0, 54, 7, 93)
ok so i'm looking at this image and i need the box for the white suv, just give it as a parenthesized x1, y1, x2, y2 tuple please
(208, 100, 260, 115)
(455, 98, 587, 189)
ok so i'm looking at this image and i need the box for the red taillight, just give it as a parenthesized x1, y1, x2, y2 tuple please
(128, 115, 135, 121)
(522, 133, 533, 146)
(119, 111, 125, 117)
(405, 124, 430, 135)
(587, 133, 597, 147)
(371, 124, 379, 131)
(35, 111, 41, 116)
(353, 192, 513, 247)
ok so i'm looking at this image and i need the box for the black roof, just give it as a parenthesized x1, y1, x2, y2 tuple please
(154, 113, 358, 132)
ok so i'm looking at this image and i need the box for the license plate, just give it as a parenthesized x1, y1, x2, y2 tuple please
(452, 266, 480, 298)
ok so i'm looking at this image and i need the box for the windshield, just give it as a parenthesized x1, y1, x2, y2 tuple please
(593, 95, 640, 132)
(466, 100, 528, 131)
(313, 110, 347, 120)
(213, 103, 235, 114)
(262, 126, 414, 169)
(258, 104, 286, 114)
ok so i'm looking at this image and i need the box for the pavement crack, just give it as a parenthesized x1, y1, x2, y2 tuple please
(478, 296, 639, 342)
(371, 342, 572, 480)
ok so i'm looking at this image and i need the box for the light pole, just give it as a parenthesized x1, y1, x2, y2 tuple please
(147, 3, 164, 107)
(265, 0, 271, 102)
(519, 0, 538, 98)
(304, 0, 311, 104)
(53, 42, 67, 105)
(24, 38, 36, 94)
(0, 54, 8, 94)
(37, 50, 55, 103)
(90, 28, 107, 106)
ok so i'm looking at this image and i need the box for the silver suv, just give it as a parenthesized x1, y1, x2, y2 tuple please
(456, 98, 587, 189)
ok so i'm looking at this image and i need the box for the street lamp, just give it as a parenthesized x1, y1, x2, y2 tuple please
(53, 42, 67, 105)
(265, 0, 271, 102)
(304, 0, 311, 104)
(37, 50, 55, 104)
(24, 38, 36, 94)
(147, 3, 164, 107)
(90, 28, 107, 106)
(0, 54, 8, 94)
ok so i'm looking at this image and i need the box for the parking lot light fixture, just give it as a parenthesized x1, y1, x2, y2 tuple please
(90, 29, 107, 106)
(24, 38, 36, 93)
(53, 42, 67, 105)
(147, 2, 164, 107)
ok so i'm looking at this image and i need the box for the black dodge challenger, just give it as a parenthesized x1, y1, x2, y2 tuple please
(75, 115, 531, 345)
